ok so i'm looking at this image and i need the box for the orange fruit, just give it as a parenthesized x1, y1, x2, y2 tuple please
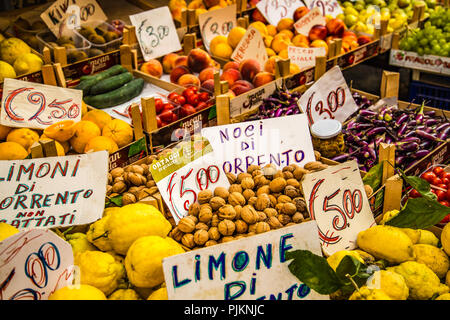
(6, 128, 39, 152)
(70, 120, 101, 154)
(43, 120, 76, 142)
(84, 136, 119, 154)
(0, 141, 28, 160)
(102, 119, 133, 148)
(82, 109, 112, 130)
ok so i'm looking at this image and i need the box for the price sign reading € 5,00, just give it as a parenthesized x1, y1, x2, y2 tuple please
(301, 161, 375, 256)
(149, 138, 230, 224)
(129, 6, 182, 61)
(198, 4, 236, 52)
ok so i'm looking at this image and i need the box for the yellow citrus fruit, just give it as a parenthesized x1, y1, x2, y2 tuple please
(227, 27, 247, 49)
(48, 284, 107, 300)
(210, 35, 228, 53)
(249, 21, 268, 36)
(108, 289, 141, 300)
(147, 287, 168, 300)
(0, 124, 12, 140)
(43, 120, 76, 142)
(81, 101, 88, 116)
(6, 128, 39, 152)
(84, 136, 119, 154)
(0, 141, 28, 160)
(69, 120, 101, 154)
(0, 222, 19, 242)
(82, 109, 112, 130)
(266, 47, 276, 57)
(442, 222, 450, 256)
(102, 119, 133, 148)
(211, 42, 233, 59)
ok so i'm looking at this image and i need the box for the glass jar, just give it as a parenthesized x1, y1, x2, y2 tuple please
(310, 119, 346, 159)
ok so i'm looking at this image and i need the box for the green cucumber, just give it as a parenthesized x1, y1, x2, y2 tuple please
(79, 65, 128, 82)
(84, 78, 145, 109)
(89, 72, 133, 96)
(75, 78, 98, 96)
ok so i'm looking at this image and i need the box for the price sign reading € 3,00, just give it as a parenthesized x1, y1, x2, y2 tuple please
(149, 138, 230, 224)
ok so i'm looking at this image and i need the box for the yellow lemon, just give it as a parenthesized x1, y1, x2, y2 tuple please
(0, 222, 19, 242)
(0, 141, 28, 160)
(13, 53, 43, 76)
(227, 27, 247, 49)
(84, 136, 119, 154)
(48, 284, 107, 300)
(86, 216, 113, 252)
(43, 120, 76, 142)
(82, 109, 112, 130)
(442, 222, 450, 256)
(108, 289, 142, 300)
(102, 119, 133, 148)
(69, 120, 101, 153)
(0, 61, 16, 82)
(6, 128, 39, 152)
(147, 287, 168, 300)
(0, 37, 31, 65)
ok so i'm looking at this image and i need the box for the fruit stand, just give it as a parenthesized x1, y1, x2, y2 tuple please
(0, 0, 450, 305)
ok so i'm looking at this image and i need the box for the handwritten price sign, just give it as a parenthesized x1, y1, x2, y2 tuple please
(129, 6, 182, 61)
(0, 229, 74, 300)
(256, 0, 306, 26)
(293, 7, 326, 36)
(231, 26, 268, 70)
(301, 161, 375, 255)
(297, 65, 359, 125)
(304, 0, 343, 18)
(1, 78, 82, 130)
(199, 4, 236, 52)
(288, 46, 326, 71)
(149, 138, 230, 224)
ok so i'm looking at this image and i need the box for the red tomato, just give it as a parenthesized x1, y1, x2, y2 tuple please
(172, 112, 179, 122)
(160, 110, 174, 122)
(181, 104, 196, 117)
(439, 200, 450, 207)
(190, 86, 198, 93)
(182, 88, 195, 99)
(195, 101, 208, 111)
(421, 171, 436, 183)
(156, 115, 162, 128)
(167, 92, 179, 101)
(155, 98, 164, 114)
(433, 166, 444, 177)
(437, 184, 448, 190)
(447, 188, 450, 200)
(198, 92, 210, 102)
(163, 103, 175, 111)
(443, 177, 450, 185)
(409, 189, 421, 198)
(440, 214, 450, 224)
(187, 93, 199, 106)
(444, 172, 450, 181)
(173, 95, 186, 106)
(432, 177, 443, 186)
(436, 190, 447, 201)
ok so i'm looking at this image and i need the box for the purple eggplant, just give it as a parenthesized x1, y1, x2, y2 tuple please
(437, 126, 450, 140)
(425, 119, 438, 126)
(398, 142, 419, 152)
(360, 109, 377, 117)
(416, 129, 441, 141)
(274, 108, 284, 117)
(395, 113, 409, 126)
(366, 127, 386, 137)
(397, 122, 408, 136)
(331, 153, 351, 162)
(414, 150, 431, 158)
(436, 123, 450, 132)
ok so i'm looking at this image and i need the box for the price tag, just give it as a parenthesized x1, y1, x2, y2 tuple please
(66, 5, 81, 30)
(304, 0, 343, 18)
(380, 33, 393, 53)
(40, 0, 107, 37)
(1, 78, 82, 130)
(198, 4, 237, 52)
(0, 228, 75, 300)
(297, 65, 359, 125)
(256, 0, 306, 26)
(231, 26, 268, 70)
(301, 160, 376, 256)
(149, 138, 230, 224)
(288, 46, 326, 71)
(129, 6, 182, 61)
(293, 7, 326, 36)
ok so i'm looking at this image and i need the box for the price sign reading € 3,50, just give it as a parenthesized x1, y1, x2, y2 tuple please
(149, 138, 230, 224)
(304, 0, 343, 18)
(301, 160, 376, 256)
(256, 0, 306, 27)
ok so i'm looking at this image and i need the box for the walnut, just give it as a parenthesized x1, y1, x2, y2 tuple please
(122, 192, 137, 205)
(235, 220, 248, 234)
(242, 189, 255, 201)
(208, 227, 221, 240)
(256, 185, 270, 196)
(234, 205, 242, 220)
(221, 236, 235, 243)
(127, 172, 147, 186)
(106, 185, 113, 195)
(205, 240, 218, 247)
(268, 195, 277, 207)
(112, 181, 127, 194)
(210, 196, 226, 211)
(247, 165, 261, 174)
(293, 167, 309, 180)
(198, 189, 213, 204)
(130, 164, 145, 175)
(283, 165, 295, 172)
(218, 219, 235, 236)
(277, 195, 292, 203)
(286, 178, 300, 188)
(248, 223, 257, 233)
(188, 202, 201, 217)
(241, 177, 255, 190)
(140, 163, 149, 175)
(248, 196, 258, 207)
(269, 177, 287, 193)
(257, 211, 267, 222)
(262, 164, 277, 178)
(194, 229, 209, 246)
(278, 214, 291, 225)
(113, 176, 125, 184)
(283, 171, 294, 180)
(228, 192, 246, 206)
(241, 205, 258, 224)
(178, 216, 196, 233)
(110, 167, 124, 179)
(281, 203, 297, 216)
(252, 169, 264, 178)
(364, 184, 373, 197)
(226, 172, 237, 184)
(292, 212, 305, 223)
(267, 216, 283, 229)
(229, 184, 243, 194)
(255, 221, 270, 234)
(211, 214, 220, 227)
(107, 173, 113, 185)
(304, 161, 328, 171)
(195, 222, 209, 231)
(264, 208, 278, 218)
(198, 205, 213, 223)
(214, 186, 230, 200)
(237, 172, 252, 183)
(255, 194, 271, 211)
(186, 215, 198, 224)
(293, 197, 307, 212)
(284, 185, 300, 198)
(254, 175, 270, 187)
(170, 227, 184, 242)
(181, 234, 195, 248)
(218, 205, 237, 220)
(273, 170, 284, 179)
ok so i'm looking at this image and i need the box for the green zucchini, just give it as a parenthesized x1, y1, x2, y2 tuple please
(79, 65, 128, 82)
(75, 78, 98, 96)
(89, 72, 133, 96)
(84, 78, 145, 109)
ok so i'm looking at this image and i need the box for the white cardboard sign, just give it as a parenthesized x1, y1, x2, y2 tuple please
(288, 46, 326, 71)
(0, 228, 74, 300)
(301, 160, 376, 256)
(297, 65, 359, 125)
(1, 78, 83, 130)
(201, 114, 316, 175)
(231, 26, 268, 69)
(256, 0, 306, 27)
(149, 139, 230, 224)
(0, 151, 108, 230)
(129, 6, 182, 61)
(293, 7, 326, 36)
(199, 4, 237, 52)
(163, 221, 328, 300)
(304, 0, 343, 18)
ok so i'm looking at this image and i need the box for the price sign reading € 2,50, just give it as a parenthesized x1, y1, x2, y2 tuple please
(301, 160, 375, 256)
(149, 138, 230, 224)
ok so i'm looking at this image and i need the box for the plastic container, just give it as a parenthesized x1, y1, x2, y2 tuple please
(310, 119, 346, 159)
(409, 80, 450, 110)
(74, 20, 123, 54)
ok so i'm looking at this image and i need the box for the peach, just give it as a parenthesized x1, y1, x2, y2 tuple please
(264, 56, 278, 74)
(199, 67, 217, 83)
(271, 33, 291, 54)
(230, 80, 254, 96)
(201, 79, 215, 92)
(279, 29, 294, 40)
(293, 6, 310, 21)
(187, 48, 212, 73)
(343, 30, 358, 42)
(239, 59, 261, 82)
(308, 25, 328, 41)
(140, 59, 163, 78)
(222, 61, 240, 72)
(357, 35, 372, 46)
(266, 47, 276, 57)
(252, 71, 275, 88)
(310, 39, 329, 55)
(170, 65, 191, 83)
(162, 53, 179, 74)
(220, 68, 242, 86)
(326, 18, 346, 38)
(277, 18, 294, 32)
(178, 74, 201, 87)
(174, 55, 189, 68)
(251, 9, 267, 23)
(292, 34, 310, 47)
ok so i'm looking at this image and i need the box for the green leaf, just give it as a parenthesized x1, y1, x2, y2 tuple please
(106, 195, 123, 207)
(374, 188, 385, 210)
(335, 255, 362, 280)
(362, 161, 384, 191)
(128, 137, 147, 157)
(285, 250, 343, 295)
(398, 168, 437, 201)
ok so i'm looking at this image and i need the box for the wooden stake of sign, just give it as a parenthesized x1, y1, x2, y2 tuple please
(380, 70, 400, 98)
(42, 46, 52, 65)
(235, 0, 248, 13)
(379, 143, 396, 185)
(380, 18, 389, 36)
(41, 64, 58, 86)
(130, 103, 145, 141)
(216, 94, 231, 125)
(183, 33, 197, 56)
(120, 44, 133, 72)
(382, 174, 403, 214)
(391, 33, 400, 50)
(30, 139, 59, 158)
(412, 2, 426, 22)
(53, 63, 67, 88)
(275, 59, 290, 80)
(141, 97, 158, 133)
(237, 16, 249, 28)
(328, 40, 336, 59)
(213, 71, 222, 96)
(123, 25, 138, 46)
(314, 56, 327, 80)
(54, 46, 68, 66)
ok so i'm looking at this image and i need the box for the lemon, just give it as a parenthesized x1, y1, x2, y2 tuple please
(0, 222, 19, 242)
(82, 109, 112, 130)
(418, 229, 439, 246)
(102, 119, 133, 148)
(349, 286, 392, 300)
(412, 244, 450, 279)
(227, 27, 247, 49)
(43, 120, 76, 142)
(0, 141, 28, 160)
(105, 203, 172, 255)
(65, 232, 97, 257)
(125, 235, 184, 288)
(147, 287, 168, 300)
(49, 284, 107, 300)
(108, 288, 142, 300)
(74, 250, 126, 296)
(0, 37, 31, 65)
(69, 120, 101, 153)
(84, 136, 118, 154)
(0, 61, 16, 81)
(13, 53, 43, 76)
(441, 222, 450, 256)
(86, 216, 113, 252)
(326, 250, 365, 271)
(6, 128, 39, 152)
(436, 293, 450, 300)
(366, 270, 409, 300)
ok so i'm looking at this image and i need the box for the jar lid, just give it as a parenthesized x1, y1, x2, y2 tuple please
(310, 119, 342, 139)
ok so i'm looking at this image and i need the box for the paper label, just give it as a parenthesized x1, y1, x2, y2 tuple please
(304, 0, 343, 18)
(288, 46, 327, 71)
(293, 7, 326, 36)
(231, 26, 268, 69)
(256, 0, 306, 26)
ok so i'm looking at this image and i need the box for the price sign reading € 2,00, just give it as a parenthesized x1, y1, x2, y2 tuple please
(198, 4, 236, 52)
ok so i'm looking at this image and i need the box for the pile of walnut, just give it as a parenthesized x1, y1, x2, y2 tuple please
(169, 155, 372, 250)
